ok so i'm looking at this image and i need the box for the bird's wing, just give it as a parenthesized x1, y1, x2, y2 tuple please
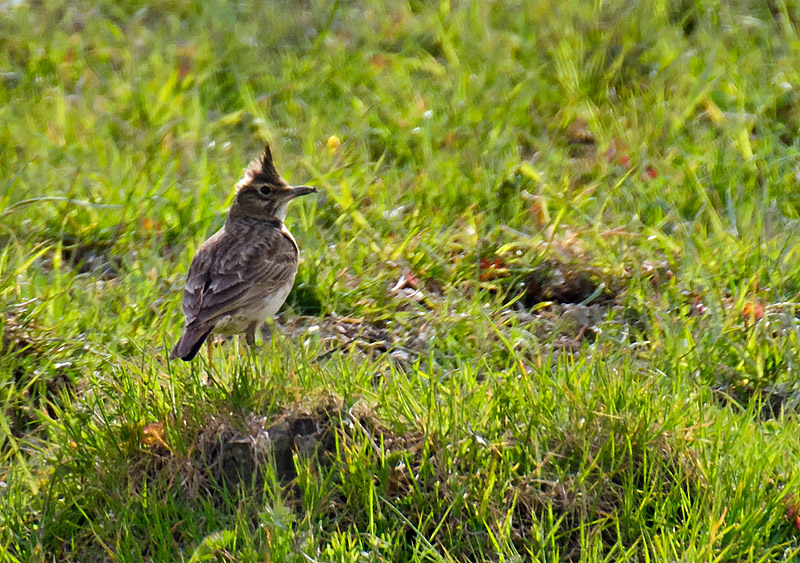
(181, 224, 298, 327)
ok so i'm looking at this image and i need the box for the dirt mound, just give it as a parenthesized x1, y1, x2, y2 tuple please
(519, 260, 613, 307)
(140, 397, 422, 504)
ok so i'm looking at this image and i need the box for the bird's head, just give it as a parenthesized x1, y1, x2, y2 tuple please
(229, 144, 317, 222)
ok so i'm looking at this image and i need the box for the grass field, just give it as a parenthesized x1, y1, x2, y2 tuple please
(3, 0, 800, 560)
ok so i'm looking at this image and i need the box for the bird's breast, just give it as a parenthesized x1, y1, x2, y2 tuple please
(213, 278, 295, 336)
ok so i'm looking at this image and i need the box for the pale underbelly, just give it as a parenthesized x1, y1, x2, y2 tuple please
(213, 281, 294, 336)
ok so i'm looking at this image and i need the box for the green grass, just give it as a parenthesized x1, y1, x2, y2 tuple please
(3, 0, 800, 560)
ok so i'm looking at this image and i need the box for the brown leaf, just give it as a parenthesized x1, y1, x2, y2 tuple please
(177, 44, 197, 81)
(784, 495, 800, 531)
(479, 258, 509, 281)
(390, 271, 419, 293)
(141, 421, 170, 451)
(529, 201, 548, 229)
(742, 301, 764, 321)
(369, 54, 391, 70)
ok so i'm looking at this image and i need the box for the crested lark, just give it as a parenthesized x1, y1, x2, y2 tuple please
(170, 144, 317, 361)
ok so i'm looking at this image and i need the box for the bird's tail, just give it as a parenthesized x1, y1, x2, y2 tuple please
(170, 324, 215, 361)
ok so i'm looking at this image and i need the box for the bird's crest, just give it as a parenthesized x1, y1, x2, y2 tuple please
(236, 143, 281, 191)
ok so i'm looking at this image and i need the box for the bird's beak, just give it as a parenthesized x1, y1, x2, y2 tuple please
(288, 185, 317, 198)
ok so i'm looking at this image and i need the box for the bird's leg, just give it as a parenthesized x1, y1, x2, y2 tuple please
(261, 322, 273, 343)
(204, 336, 224, 387)
(245, 322, 258, 348)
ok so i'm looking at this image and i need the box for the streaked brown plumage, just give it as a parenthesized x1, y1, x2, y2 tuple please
(170, 144, 317, 361)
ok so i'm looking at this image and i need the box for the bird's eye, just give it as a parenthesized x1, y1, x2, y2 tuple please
(259, 186, 272, 196)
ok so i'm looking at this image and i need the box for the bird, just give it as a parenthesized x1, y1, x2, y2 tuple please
(170, 143, 317, 362)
